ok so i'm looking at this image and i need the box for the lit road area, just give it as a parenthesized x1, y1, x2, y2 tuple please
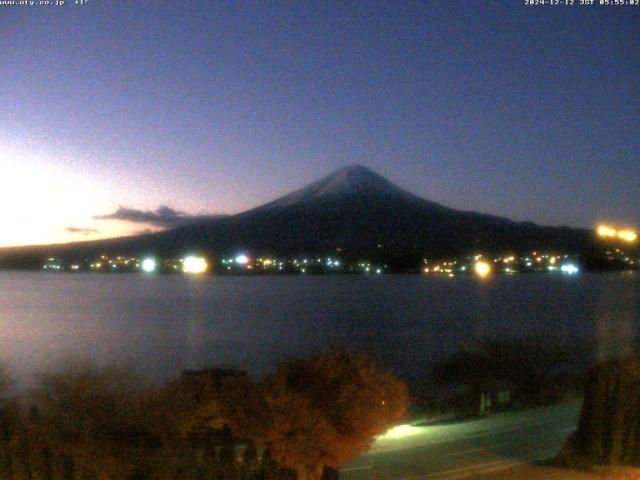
(341, 400, 582, 480)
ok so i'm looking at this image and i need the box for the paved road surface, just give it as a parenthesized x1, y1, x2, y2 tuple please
(340, 400, 582, 480)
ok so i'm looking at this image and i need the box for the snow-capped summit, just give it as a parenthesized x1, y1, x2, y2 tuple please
(260, 164, 426, 209)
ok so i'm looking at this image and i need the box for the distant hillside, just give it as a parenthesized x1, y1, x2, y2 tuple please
(0, 165, 594, 268)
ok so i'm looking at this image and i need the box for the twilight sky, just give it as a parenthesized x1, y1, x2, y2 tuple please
(1, 1, 638, 247)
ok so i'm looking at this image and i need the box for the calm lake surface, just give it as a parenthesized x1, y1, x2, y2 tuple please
(0, 271, 638, 383)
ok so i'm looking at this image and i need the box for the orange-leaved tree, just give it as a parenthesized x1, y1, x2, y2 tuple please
(221, 348, 409, 480)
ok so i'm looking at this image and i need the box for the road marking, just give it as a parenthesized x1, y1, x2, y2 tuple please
(404, 459, 509, 479)
(340, 465, 372, 472)
(444, 438, 529, 458)
(398, 448, 561, 480)
(444, 447, 486, 457)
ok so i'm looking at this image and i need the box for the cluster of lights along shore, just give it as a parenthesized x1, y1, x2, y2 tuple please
(41, 249, 639, 278)
(424, 252, 586, 279)
(39, 225, 638, 276)
(42, 254, 376, 275)
(42, 251, 623, 277)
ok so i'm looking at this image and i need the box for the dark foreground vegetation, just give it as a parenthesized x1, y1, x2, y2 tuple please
(0, 338, 628, 480)
(414, 337, 592, 419)
(0, 350, 408, 480)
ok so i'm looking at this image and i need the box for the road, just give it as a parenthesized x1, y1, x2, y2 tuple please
(340, 399, 582, 480)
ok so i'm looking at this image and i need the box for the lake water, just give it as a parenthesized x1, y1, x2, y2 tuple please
(0, 271, 638, 384)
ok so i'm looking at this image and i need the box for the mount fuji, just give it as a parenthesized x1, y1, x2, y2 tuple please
(0, 165, 592, 267)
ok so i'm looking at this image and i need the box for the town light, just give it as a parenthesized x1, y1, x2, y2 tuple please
(141, 258, 157, 273)
(597, 225, 637, 242)
(474, 260, 492, 278)
(560, 263, 579, 275)
(235, 254, 249, 265)
(597, 225, 617, 238)
(182, 256, 208, 274)
(618, 230, 637, 242)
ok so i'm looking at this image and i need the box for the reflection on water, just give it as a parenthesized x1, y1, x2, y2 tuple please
(0, 271, 638, 382)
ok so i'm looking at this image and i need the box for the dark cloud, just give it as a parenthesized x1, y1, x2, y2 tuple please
(93, 205, 222, 228)
(65, 227, 99, 235)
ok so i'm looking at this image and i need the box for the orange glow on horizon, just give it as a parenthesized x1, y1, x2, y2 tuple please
(0, 144, 164, 248)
